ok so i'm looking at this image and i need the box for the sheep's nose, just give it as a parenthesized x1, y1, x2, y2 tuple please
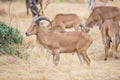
(25, 32, 29, 36)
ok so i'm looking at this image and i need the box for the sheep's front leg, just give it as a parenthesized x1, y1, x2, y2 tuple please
(77, 53, 84, 63)
(52, 51, 56, 64)
(59, 23, 66, 31)
(54, 49, 60, 65)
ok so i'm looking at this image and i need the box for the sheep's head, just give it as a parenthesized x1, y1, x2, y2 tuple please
(79, 24, 90, 33)
(25, 16, 52, 36)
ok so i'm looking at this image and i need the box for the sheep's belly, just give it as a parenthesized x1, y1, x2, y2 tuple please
(59, 47, 77, 53)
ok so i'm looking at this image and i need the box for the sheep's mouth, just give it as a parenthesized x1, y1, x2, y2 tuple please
(25, 32, 30, 36)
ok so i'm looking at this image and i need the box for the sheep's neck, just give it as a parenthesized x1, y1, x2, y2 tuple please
(36, 27, 50, 47)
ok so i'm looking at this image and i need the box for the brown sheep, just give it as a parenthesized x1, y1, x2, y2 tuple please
(100, 20, 120, 60)
(25, 16, 93, 65)
(47, 13, 82, 31)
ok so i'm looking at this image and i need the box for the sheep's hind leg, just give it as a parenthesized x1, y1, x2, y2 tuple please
(77, 53, 84, 63)
(104, 47, 109, 60)
(79, 50, 90, 65)
(112, 41, 119, 59)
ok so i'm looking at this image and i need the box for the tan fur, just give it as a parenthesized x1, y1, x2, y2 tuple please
(47, 13, 82, 31)
(94, 0, 113, 8)
(85, 6, 120, 28)
(26, 20, 93, 65)
(100, 20, 120, 60)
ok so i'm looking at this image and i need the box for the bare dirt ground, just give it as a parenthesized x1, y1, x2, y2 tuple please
(0, 1, 120, 80)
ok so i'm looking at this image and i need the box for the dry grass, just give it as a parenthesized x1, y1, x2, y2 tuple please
(0, 1, 120, 80)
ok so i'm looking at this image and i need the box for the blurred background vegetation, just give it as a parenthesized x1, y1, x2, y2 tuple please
(0, 0, 86, 3)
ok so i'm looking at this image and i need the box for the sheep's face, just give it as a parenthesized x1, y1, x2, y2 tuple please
(25, 21, 38, 36)
(25, 16, 52, 36)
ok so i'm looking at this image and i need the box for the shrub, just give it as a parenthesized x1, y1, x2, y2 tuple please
(0, 21, 23, 57)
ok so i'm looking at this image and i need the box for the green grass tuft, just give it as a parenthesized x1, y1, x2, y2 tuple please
(0, 21, 23, 57)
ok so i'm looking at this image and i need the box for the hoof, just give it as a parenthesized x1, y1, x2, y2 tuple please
(72, 53, 74, 55)
(104, 58, 107, 61)
(115, 57, 119, 59)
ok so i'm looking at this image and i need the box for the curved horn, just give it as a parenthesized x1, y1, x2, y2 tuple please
(33, 16, 52, 26)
